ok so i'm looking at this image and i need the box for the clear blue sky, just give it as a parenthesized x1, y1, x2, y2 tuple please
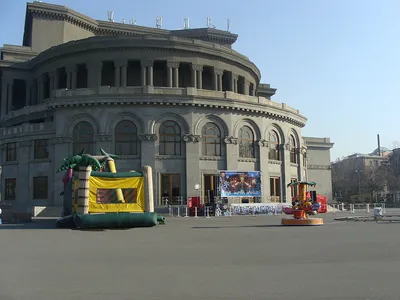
(1, 0, 399, 160)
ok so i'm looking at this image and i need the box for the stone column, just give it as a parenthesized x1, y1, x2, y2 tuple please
(197, 69, 203, 90)
(224, 136, 239, 171)
(141, 64, 147, 86)
(231, 74, 238, 93)
(138, 134, 157, 203)
(87, 61, 101, 88)
(167, 61, 180, 88)
(214, 68, 223, 91)
(183, 134, 202, 202)
(50, 70, 57, 90)
(244, 79, 250, 95)
(25, 79, 31, 106)
(167, 65, 173, 87)
(7, 80, 13, 113)
(114, 64, 121, 87)
(66, 65, 77, 89)
(141, 60, 153, 86)
(191, 65, 203, 89)
(257, 139, 270, 202)
(1, 78, 10, 116)
(120, 63, 127, 87)
(17, 140, 31, 213)
(173, 67, 179, 87)
(281, 143, 292, 203)
(37, 75, 44, 103)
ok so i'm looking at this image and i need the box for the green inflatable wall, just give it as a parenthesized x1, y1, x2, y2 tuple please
(73, 212, 165, 229)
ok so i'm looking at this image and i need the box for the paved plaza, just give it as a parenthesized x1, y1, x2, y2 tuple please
(0, 213, 399, 300)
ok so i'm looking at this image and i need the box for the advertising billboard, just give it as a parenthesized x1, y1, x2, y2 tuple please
(219, 171, 262, 197)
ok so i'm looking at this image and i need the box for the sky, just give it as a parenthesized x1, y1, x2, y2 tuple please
(0, 0, 399, 161)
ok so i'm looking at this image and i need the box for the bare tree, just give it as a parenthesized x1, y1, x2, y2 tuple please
(392, 141, 400, 150)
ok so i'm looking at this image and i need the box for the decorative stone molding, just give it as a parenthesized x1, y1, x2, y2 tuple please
(167, 61, 180, 68)
(238, 158, 256, 163)
(307, 164, 331, 170)
(138, 134, 158, 141)
(290, 163, 298, 168)
(214, 68, 224, 75)
(199, 156, 223, 161)
(268, 160, 282, 165)
(51, 136, 71, 145)
(256, 139, 269, 147)
(141, 59, 154, 67)
(295, 148, 301, 154)
(280, 143, 291, 151)
(18, 140, 32, 147)
(191, 64, 203, 71)
(183, 134, 201, 143)
(94, 134, 112, 142)
(301, 146, 307, 155)
(155, 155, 184, 160)
(224, 136, 239, 145)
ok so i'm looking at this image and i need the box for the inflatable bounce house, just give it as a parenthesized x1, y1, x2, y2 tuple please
(281, 181, 324, 226)
(56, 149, 165, 229)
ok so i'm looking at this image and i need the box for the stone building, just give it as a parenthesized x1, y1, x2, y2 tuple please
(0, 1, 333, 214)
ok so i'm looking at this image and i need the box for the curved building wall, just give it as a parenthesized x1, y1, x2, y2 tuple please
(0, 10, 308, 213)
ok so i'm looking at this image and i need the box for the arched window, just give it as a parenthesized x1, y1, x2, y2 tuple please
(239, 126, 254, 158)
(73, 121, 94, 154)
(115, 120, 138, 155)
(289, 134, 297, 164)
(159, 121, 181, 155)
(201, 122, 221, 156)
(268, 130, 280, 160)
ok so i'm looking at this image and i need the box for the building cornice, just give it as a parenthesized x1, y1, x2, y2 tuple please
(27, 36, 260, 81)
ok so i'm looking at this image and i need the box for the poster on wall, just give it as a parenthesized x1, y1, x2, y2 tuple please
(219, 171, 262, 197)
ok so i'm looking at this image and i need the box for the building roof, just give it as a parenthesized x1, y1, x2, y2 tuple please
(23, 1, 238, 48)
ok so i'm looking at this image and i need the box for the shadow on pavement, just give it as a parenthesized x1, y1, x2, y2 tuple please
(0, 218, 57, 230)
(191, 224, 285, 229)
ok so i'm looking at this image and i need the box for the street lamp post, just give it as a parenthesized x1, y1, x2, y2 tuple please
(355, 170, 362, 202)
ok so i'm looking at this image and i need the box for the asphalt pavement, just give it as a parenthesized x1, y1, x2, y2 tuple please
(0, 212, 399, 300)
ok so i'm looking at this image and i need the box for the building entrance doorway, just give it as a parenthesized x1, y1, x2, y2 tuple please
(160, 174, 181, 205)
(203, 174, 220, 204)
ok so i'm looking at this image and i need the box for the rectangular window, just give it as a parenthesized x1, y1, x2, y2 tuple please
(33, 176, 48, 199)
(269, 145, 280, 161)
(5, 142, 17, 162)
(5, 178, 16, 200)
(96, 188, 138, 204)
(34, 139, 49, 159)
(290, 148, 297, 164)
(270, 177, 281, 202)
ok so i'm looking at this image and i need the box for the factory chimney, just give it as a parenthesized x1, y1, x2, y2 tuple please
(377, 134, 381, 157)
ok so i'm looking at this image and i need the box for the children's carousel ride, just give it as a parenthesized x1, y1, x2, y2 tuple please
(281, 181, 324, 226)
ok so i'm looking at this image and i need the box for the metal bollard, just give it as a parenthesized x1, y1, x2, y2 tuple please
(177, 206, 181, 218)
(205, 207, 211, 219)
(168, 205, 173, 217)
(341, 203, 345, 211)
(350, 204, 355, 214)
(252, 206, 256, 217)
(194, 207, 198, 218)
(184, 206, 189, 217)
(229, 206, 232, 217)
(366, 203, 370, 213)
(383, 203, 386, 214)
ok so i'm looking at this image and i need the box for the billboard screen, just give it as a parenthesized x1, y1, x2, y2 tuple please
(219, 171, 262, 197)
